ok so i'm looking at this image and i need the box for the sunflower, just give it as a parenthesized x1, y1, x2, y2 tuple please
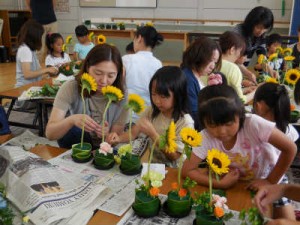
(62, 44, 66, 52)
(145, 21, 154, 27)
(257, 54, 266, 64)
(268, 53, 278, 62)
(88, 32, 94, 41)
(165, 121, 177, 154)
(65, 35, 72, 44)
(101, 85, 123, 101)
(97, 34, 106, 44)
(127, 94, 145, 114)
(265, 77, 278, 84)
(180, 127, 202, 147)
(282, 48, 293, 56)
(81, 73, 97, 92)
(285, 69, 300, 85)
(206, 148, 231, 175)
(284, 56, 295, 61)
(275, 46, 283, 55)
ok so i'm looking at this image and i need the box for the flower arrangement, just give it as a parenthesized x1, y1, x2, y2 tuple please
(97, 34, 106, 45)
(163, 127, 202, 218)
(58, 63, 74, 76)
(193, 148, 233, 225)
(117, 22, 126, 30)
(116, 94, 145, 175)
(71, 73, 97, 162)
(239, 207, 265, 225)
(0, 183, 14, 225)
(74, 60, 83, 70)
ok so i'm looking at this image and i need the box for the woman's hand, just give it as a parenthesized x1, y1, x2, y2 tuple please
(247, 179, 271, 192)
(94, 121, 109, 138)
(47, 66, 58, 76)
(71, 114, 102, 133)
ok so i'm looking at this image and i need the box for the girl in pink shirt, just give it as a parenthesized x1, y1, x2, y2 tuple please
(182, 85, 296, 191)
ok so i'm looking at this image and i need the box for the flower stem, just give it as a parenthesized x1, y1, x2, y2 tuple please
(102, 98, 112, 142)
(129, 109, 133, 146)
(209, 167, 212, 203)
(80, 88, 86, 148)
(147, 138, 158, 187)
(177, 146, 185, 187)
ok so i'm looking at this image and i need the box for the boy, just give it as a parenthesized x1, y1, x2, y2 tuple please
(74, 25, 95, 60)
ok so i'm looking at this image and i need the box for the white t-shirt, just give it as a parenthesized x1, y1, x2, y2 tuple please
(193, 114, 275, 180)
(122, 51, 162, 121)
(15, 44, 42, 87)
(45, 52, 71, 67)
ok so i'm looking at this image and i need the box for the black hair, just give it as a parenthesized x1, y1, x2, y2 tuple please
(266, 33, 282, 48)
(75, 25, 89, 37)
(181, 36, 222, 74)
(46, 33, 64, 57)
(242, 6, 274, 37)
(135, 26, 164, 49)
(125, 42, 134, 53)
(149, 66, 188, 122)
(295, 79, 300, 105)
(17, 19, 44, 51)
(198, 85, 245, 129)
(219, 31, 246, 55)
(254, 83, 290, 133)
(76, 44, 124, 96)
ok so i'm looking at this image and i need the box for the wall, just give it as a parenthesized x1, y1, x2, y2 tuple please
(0, 0, 293, 62)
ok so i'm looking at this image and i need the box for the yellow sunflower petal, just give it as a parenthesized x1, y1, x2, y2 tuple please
(257, 54, 266, 64)
(65, 35, 72, 44)
(265, 77, 278, 84)
(165, 121, 177, 154)
(283, 48, 293, 56)
(81, 73, 97, 92)
(284, 56, 295, 61)
(128, 94, 145, 114)
(101, 85, 123, 102)
(275, 47, 283, 55)
(145, 21, 154, 27)
(62, 44, 66, 52)
(97, 34, 106, 45)
(207, 148, 231, 175)
(285, 69, 300, 85)
(88, 32, 94, 41)
(268, 53, 278, 62)
(180, 127, 202, 147)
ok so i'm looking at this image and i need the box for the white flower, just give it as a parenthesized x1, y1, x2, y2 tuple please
(151, 180, 162, 188)
(99, 142, 113, 155)
(212, 194, 228, 210)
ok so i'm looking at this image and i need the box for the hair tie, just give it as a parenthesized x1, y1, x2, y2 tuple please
(208, 73, 223, 86)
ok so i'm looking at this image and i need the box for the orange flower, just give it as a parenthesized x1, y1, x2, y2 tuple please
(214, 207, 224, 218)
(66, 65, 70, 71)
(171, 182, 178, 190)
(291, 104, 296, 111)
(149, 187, 160, 197)
(178, 188, 187, 198)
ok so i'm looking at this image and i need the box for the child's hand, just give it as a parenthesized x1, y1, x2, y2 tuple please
(47, 66, 58, 76)
(247, 179, 271, 192)
(219, 169, 240, 189)
(71, 114, 101, 133)
(106, 132, 120, 145)
(137, 118, 157, 138)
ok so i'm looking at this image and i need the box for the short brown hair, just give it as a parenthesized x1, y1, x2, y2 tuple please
(219, 31, 246, 55)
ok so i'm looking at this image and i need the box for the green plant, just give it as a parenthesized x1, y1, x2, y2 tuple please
(0, 183, 15, 225)
(239, 207, 264, 225)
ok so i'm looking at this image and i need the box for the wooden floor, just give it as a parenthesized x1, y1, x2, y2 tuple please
(0, 62, 16, 92)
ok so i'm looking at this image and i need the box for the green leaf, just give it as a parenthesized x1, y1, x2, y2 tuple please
(185, 145, 192, 159)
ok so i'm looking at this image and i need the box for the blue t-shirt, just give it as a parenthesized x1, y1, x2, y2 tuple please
(74, 42, 95, 60)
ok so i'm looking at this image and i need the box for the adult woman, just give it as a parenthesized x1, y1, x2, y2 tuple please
(233, 6, 274, 84)
(180, 36, 222, 130)
(46, 44, 129, 148)
(122, 25, 164, 121)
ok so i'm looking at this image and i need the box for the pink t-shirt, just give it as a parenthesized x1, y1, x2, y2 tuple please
(193, 114, 275, 180)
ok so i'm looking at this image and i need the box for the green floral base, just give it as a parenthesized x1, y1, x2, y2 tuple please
(71, 143, 92, 163)
(194, 210, 224, 225)
(119, 154, 142, 175)
(132, 190, 161, 218)
(163, 191, 192, 218)
(93, 151, 115, 170)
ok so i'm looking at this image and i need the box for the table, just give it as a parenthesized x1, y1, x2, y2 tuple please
(30, 145, 255, 225)
(0, 79, 53, 136)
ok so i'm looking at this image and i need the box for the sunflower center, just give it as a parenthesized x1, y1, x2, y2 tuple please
(187, 136, 194, 141)
(290, 74, 297, 81)
(212, 158, 222, 168)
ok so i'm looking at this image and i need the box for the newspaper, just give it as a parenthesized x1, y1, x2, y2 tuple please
(0, 145, 109, 225)
(1, 130, 59, 150)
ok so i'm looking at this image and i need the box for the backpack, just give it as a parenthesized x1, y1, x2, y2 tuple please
(0, 106, 11, 135)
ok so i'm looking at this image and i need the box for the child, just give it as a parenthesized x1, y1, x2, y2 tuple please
(125, 42, 134, 54)
(107, 66, 194, 168)
(182, 85, 296, 190)
(15, 19, 57, 109)
(73, 25, 95, 61)
(45, 33, 71, 68)
(181, 36, 221, 130)
(292, 25, 300, 69)
(122, 25, 164, 121)
(45, 44, 129, 149)
(15, 19, 58, 88)
(219, 31, 255, 103)
(254, 33, 284, 78)
(255, 184, 300, 224)
(253, 82, 298, 220)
